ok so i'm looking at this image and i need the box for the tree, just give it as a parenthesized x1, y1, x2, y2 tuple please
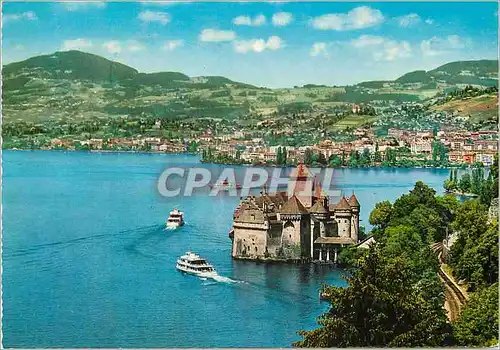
(304, 149, 313, 166)
(369, 200, 392, 229)
(443, 179, 456, 192)
(360, 148, 371, 166)
(348, 150, 359, 167)
(329, 154, 342, 167)
(453, 283, 499, 347)
(276, 147, 283, 165)
(470, 168, 485, 194)
(439, 143, 448, 165)
(317, 152, 327, 166)
(283, 146, 288, 165)
(458, 173, 471, 193)
(294, 245, 452, 347)
(374, 142, 382, 163)
(449, 200, 491, 290)
(432, 141, 439, 163)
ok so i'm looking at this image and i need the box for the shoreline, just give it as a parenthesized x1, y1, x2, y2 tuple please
(445, 190, 479, 198)
(3, 148, 487, 170)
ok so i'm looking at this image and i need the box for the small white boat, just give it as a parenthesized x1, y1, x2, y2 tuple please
(176, 251, 218, 279)
(209, 180, 242, 191)
(166, 208, 184, 228)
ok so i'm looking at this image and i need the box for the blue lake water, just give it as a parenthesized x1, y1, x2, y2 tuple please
(2, 150, 449, 348)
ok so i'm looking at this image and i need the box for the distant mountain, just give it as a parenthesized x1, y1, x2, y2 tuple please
(396, 60, 497, 87)
(3, 50, 138, 82)
(358, 60, 498, 89)
(2, 50, 256, 90)
(395, 70, 433, 84)
(2, 51, 497, 123)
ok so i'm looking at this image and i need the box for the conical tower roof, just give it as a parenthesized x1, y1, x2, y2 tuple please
(289, 163, 313, 179)
(336, 197, 351, 210)
(280, 195, 309, 214)
(348, 193, 360, 207)
(310, 199, 328, 214)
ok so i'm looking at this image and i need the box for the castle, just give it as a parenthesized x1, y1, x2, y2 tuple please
(228, 164, 360, 262)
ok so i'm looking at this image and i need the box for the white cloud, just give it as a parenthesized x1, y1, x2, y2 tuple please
(234, 36, 284, 54)
(138, 10, 170, 25)
(62, 38, 93, 51)
(447, 35, 465, 49)
(99, 40, 146, 54)
(102, 40, 122, 54)
(233, 14, 266, 26)
(61, 2, 106, 11)
(311, 6, 384, 31)
(310, 42, 328, 57)
(272, 12, 293, 26)
(199, 28, 236, 42)
(351, 35, 385, 48)
(396, 13, 421, 28)
(421, 35, 466, 56)
(126, 40, 146, 52)
(374, 40, 412, 61)
(3, 11, 38, 24)
(348, 35, 412, 61)
(425, 18, 434, 25)
(163, 39, 184, 51)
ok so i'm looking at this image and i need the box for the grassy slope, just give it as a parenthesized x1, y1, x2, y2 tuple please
(431, 94, 498, 123)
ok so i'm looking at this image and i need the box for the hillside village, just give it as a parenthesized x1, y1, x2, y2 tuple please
(2, 51, 498, 168)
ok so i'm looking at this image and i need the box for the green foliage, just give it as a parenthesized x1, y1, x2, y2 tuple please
(4, 50, 138, 83)
(337, 245, 368, 266)
(295, 182, 459, 347)
(453, 283, 499, 347)
(448, 200, 497, 291)
(368, 200, 392, 229)
(458, 173, 472, 193)
(395, 70, 433, 84)
(431, 140, 448, 166)
(328, 154, 343, 167)
(294, 245, 452, 347)
(304, 149, 313, 166)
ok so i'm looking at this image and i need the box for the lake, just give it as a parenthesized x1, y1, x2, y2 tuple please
(1, 150, 449, 348)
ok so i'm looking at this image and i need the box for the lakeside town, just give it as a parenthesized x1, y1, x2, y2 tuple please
(25, 123, 497, 168)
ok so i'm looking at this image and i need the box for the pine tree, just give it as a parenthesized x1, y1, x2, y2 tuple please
(276, 147, 282, 165)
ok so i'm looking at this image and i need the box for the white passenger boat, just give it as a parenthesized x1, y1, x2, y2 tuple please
(176, 251, 218, 278)
(166, 209, 184, 228)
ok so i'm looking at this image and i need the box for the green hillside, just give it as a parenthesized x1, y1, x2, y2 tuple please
(395, 70, 433, 84)
(1, 51, 498, 126)
(3, 50, 138, 82)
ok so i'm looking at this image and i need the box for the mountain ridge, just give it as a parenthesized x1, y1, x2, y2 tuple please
(3, 50, 498, 90)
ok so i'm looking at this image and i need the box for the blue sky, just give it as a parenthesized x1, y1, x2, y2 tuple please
(2, 1, 498, 87)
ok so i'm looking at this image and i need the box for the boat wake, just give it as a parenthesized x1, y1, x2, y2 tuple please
(210, 274, 245, 284)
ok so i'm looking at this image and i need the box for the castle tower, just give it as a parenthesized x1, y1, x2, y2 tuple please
(348, 192, 360, 243)
(288, 163, 314, 208)
(309, 197, 328, 258)
(279, 194, 311, 258)
(335, 197, 352, 239)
